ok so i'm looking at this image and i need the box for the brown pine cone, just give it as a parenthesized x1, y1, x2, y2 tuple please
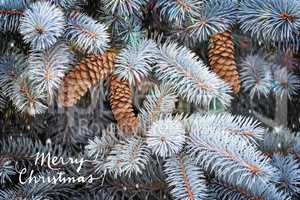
(109, 75, 139, 134)
(58, 50, 116, 107)
(208, 31, 241, 93)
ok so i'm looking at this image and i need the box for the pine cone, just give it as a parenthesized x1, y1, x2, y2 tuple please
(109, 75, 139, 134)
(58, 50, 116, 107)
(208, 31, 241, 93)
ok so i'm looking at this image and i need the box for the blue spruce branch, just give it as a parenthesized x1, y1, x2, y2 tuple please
(164, 154, 208, 200)
(154, 42, 232, 108)
(66, 11, 110, 53)
(20, 1, 65, 50)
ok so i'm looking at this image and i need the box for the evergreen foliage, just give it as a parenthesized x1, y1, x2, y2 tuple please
(66, 11, 109, 53)
(20, 1, 65, 50)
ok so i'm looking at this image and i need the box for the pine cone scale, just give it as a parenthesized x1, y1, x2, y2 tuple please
(109, 75, 139, 134)
(208, 31, 241, 93)
(58, 50, 116, 107)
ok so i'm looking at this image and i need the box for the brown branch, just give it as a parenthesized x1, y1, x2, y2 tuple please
(72, 24, 97, 38)
(0, 9, 24, 16)
(176, 155, 195, 200)
(197, 140, 263, 175)
(212, 180, 265, 200)
(280, 12, 295, 22)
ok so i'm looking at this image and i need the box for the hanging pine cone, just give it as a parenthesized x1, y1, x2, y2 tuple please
(58, 50, 116, 107)
(109, 75, 139, 134)
(208, 31, 241, 93)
